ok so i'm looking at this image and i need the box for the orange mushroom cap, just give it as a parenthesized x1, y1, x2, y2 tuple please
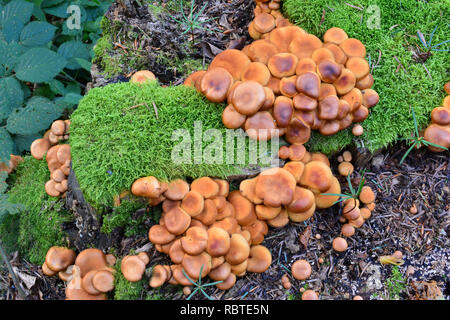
(200, 67, 234, 103)
(130, 70, 156, 83)
(209, 49, 251, 81)
(231, 81, 266, 116)
(255, 167, 297, 207)
(267, 53, 298, 78)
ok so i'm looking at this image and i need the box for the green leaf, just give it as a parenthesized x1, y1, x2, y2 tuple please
(0, 77, 24, 122)
(15, 47, 67, 83)
(0, 127, 14, 163)
(61, 92, 82, 105)
(32, 5, 47, 21)
(0, 40, 26, 69)
(57, 40, 90, 70)
(0, 0, 34, 25)
(0, 194, 24, 222)
(41, 0, 65, 8)
(6, 96, 63, 135)
(20, 21, 56, 46)
(74, 57, 91, 71)
(1, 18, 24, 43)
(47, 78, 66, 95)
(13, 132, 42, 152)
(42, 1, 69, 18)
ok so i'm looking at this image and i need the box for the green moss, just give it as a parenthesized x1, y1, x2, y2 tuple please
(284, 0, 450, 154)
(5, 157, 71, 264)
(70, 81, 266, 209)
(155, 51, 206, 79)
(101, 198, 148, 236)
(0, 213, 19, 254)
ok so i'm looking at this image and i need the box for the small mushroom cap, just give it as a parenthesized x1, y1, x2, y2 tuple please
(45, 246, 76, 273)
(240, 177, 263, 204)
(291, 259, 311, 280)
(255, 204, 281, 220)
(352, 124, 364, 136)
(200, 67, 234, 103)
(131, 176, 162, 198)
(302, 290, 319, 300)
(206, 227, 231, 257)
(164, 207, 191, 235)
(346, 57, 370, 80)
(253, 12, 276, 33)
(261, 86, 275, 110)
(255, 167, 297, 207)
(148, 224, 176, 245)
(51, 120, 66, 136)
(92, 270, 115, 293)
(164, 179, 190, 201)
(168, 239, 185, 264)
(362, 88, 380, 108)
(278, 145, 290, 159)
(300, 161, 333, 193)
(269, 26, 306, 52)
(287, 204, 315, 222)
(244, 111, 278, 141)
(246, 245, 272, 273)
(30, 138, 51, 160)
(121, 255, 146, 282)
(242, 220, 268, 245)
(315, 177, 341, 209)
(360, 207, 372, 220)
(209, 262, 231, 281)
(296, 71, 321, 99)
(216, 202, 235, 220)
(289, 143, 306, 161)
(311, 47, 335, 64)
(51, 168, 65, 183)
(279, 76, 298, 98)
(216, 272, 236, 290)
(211, 217, 238, 235)
(75, 248, 109, 278)
(150, 265, 169, 288)
(317, 59, 342, 83)
(359, 186, 375, 204)
(273, 96, 294, 127)
(195, 199, 218, 225)
(247, 40, 279, 65)
(162, 199, 180, 213)
(342, 224, 356, 237)
(248, 21, 262, 40)
(338, 161, 354, 176)
(356, 73, 374, 90)
(225, 233, 250, 265)
(342, 88, 363, 111)
(431, 107, 450, 125)
(181, 226, 208, 255)
(340, 38, 366, 58)
(334, 68, 356, 96)
(228, 191, 257, 226)
(267, 53, 298, 78)
(66, 275, 107, 300)
(324, 43, 347, 64)
(352, 105, 369, 122)
(424, 124, 450, 152)
(318, 95, 339, 120)
(295, 58, 317, 76)
(45, 180, 61, 197)
(242, 62, 271, 86)
(232, 81, 266, 116)
(324, 27, 348, 45)
(283, 161, 305, 182)
(184, 70, 206, 87)
(332, 237, 348, 252)
(293, 93, 318, 111)
(182, 252, 212, 280)
(42, 262, 57, 276)
(288, 186, 315, 213)
(172, 264, 193, 286)
(267, 76, 281, 95)
(444, 82, 450, 94)
(181, 191, 205, 216)
(267, 208, 289, 228)
(285, 117, 311, 144)
(130, 70, 156, 83)
(209, 49, 251, 81)
(289, 33, 323, 60)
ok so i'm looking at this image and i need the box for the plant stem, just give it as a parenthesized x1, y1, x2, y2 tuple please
(0, 240, 27, 299)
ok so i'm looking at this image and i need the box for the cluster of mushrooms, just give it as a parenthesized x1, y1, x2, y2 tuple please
(423, 82, 450, 152)
(129, 147, 344, 291)
(183, 0, 379, 143)
(29, 119, 71, 197)
(42, 246, 117, 300)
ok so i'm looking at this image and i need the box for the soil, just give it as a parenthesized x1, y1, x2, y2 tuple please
(1, 0, 449, 301)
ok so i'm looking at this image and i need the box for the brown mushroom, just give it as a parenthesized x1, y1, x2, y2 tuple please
(206, 227, 231, 257)
(209, 49, 251, 81)
(130, 70, 156, 83)
(181, 226, 208, 255)
(246, 245, 272, 273)
(200, 67, 234, 103)
(131, 176, 161, 198)
(423, 124, 450, 152)
(302, 290, 319, 300)
(242, 62, 271, 86)
(164, 207, 191, 235)
(30, 138, 50, 160)
(267, 53, 298, 78)
(244, 111, 278, 141)
(323, 27, 348, 45)
(279, 76, 298, 98)
(332, 237, 348, 252)
(273, 96, 294, 127)
(253, 12, 276, 33)
(148, 224, 176, 245)
(295, 71, 321, 99)
(269, 26, 306, 52)
(247, 40, 279, 65)
(346, 57, 370, 80)
(291, 259, 311, 280)
(340, 38, 366, 58)
(295, 58, 317, 75)
(299, 161, 333, 193)
(231, 81, 266, 116)
(225, 233, 250, 265)
(317, 59, 342, 83)
(255, 167, 297, 207)
(289, 34, 323, 60)
(334, 68, 356, 96)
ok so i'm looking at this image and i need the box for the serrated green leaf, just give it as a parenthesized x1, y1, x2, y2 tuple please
(57, 40, 90, 70)
(0, 0, 34, 25)
(0, 77, 24, 122)
(15, 47, 67, 83)
(13, 132, 42, 152)
(20, 21, 56, 46)
(6, 96, 63, 135)
(0, 127, 14, 163)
